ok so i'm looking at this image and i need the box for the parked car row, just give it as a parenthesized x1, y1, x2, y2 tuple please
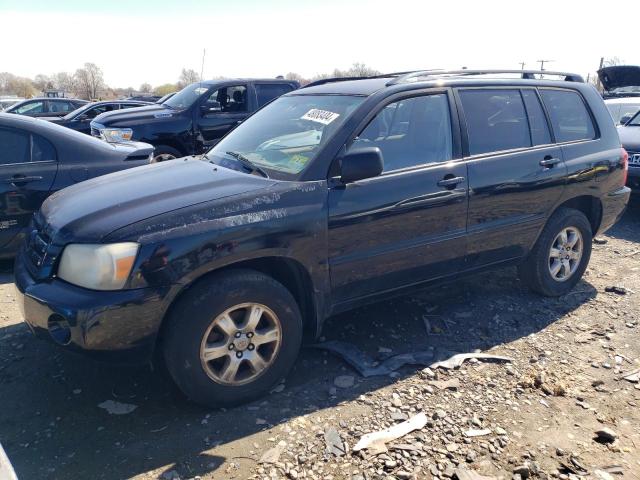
(11, 69, 630, 407)
(5, 97, 88, 117)
(0, 98, 23, 111)
(91, 78, 299, 161)
(44, 100, 151, 134)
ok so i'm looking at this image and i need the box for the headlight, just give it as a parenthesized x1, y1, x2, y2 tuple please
(57, 243, 139, 290)
(101, 128, 133, 143)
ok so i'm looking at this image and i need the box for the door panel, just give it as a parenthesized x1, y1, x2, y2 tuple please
(196, 85, 249, 152)
(465, 146, 566, 266)
(328, 164, 468, 303)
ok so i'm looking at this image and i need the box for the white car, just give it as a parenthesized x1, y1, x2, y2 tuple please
(605, 96, 640, 125)
(0, 98, 23, 112)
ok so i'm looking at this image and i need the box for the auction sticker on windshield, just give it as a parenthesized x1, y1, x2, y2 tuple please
(301, 109, 340, 125)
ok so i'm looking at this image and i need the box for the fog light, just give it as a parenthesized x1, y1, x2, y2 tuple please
(47, 314, 71, 345)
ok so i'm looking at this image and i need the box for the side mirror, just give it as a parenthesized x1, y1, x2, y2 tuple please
(620, 115, 632, 125)
(339, 147, 383, 184)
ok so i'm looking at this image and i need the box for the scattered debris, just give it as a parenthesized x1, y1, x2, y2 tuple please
(97, 400, 137, 415)
(595, 427, 618, 444)
(353, 412, 427, 454)
(605, 285, 628, 295)
(259, 444, 285, 464)
(464, 428, 492, 437)
(324, 427, 346, 456)
(312, 340, 435, 377)
(429, 352, 513, 370)
(621, 368, 640, 383)
(454, 467, 497, 480)
(429, 378, 461, 390)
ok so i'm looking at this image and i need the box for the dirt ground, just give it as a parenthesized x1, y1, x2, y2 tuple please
(2, 202, 640, 480)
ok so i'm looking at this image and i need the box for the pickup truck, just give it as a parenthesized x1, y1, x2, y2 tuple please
(91, 79, 299, 162)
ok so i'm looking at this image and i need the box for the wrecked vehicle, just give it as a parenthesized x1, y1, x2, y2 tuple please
(15, 69, 630, 407)
(599, 65, 640, 124)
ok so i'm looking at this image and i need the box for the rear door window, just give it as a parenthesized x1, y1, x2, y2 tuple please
(31, 134, 56, 162)
(539, 89, 596, 143)
(521, 90, 552, 146)
(459, 89, 531, 155)
(255, 84, 295, 107)
(0, 128, 30, 164)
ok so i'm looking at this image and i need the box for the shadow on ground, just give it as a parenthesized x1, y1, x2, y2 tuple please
(8, 198, 636, 478)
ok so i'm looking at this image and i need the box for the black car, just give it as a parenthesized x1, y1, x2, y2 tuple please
(91, 79, 299, 162)
(16, 69, 629, 407)
(618, 111, 640, 189)
(42, 100, 151, 135)
(0, 113, 153, 258)
(5, 97, 88, 118)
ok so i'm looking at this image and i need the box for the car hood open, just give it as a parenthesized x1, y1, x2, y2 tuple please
(39, 158, 275, 243)
(598, 66, 640, 91)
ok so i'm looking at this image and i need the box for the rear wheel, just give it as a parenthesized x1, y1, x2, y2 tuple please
(518, 208, 592, 296)
(162, 269, 303, 407)
(151, 145, 182, 163)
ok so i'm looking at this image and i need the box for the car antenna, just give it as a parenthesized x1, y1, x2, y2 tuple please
(200, 48, 206, 89)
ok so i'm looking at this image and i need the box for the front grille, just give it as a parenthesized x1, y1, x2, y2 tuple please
(628, 151, 640, 168)
(23, 216, 60, 280)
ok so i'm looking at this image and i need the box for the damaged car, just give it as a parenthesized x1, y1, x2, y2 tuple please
(599, 65, 640, 125)
(15, 69, 629, 407)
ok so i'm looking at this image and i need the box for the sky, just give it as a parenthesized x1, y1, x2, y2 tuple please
(1, 0, 639, 89)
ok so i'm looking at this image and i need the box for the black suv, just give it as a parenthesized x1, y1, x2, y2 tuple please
(91, 79, 299, 162)
(15, 70, 630, 407)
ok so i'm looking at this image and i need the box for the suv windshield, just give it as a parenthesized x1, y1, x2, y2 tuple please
(164, 83, 209, 110)
(208, 94, 365, 177)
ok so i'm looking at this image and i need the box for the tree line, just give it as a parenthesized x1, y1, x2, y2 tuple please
(0, 62, 380, 100)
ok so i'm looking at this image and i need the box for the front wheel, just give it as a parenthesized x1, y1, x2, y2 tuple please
(151, 145, 182, 163)
(162, 269, 303, 407)
(518, 208, 592, 296)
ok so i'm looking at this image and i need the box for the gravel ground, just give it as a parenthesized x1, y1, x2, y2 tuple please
(1, 202, 640, 480)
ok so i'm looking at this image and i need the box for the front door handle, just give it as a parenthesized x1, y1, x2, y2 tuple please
(540, 156, 561, 168)
(437, 176, 465, 188)
(3, 175, 43, 185)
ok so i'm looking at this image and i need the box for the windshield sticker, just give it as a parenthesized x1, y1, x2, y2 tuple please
(301, 109, 340, 125)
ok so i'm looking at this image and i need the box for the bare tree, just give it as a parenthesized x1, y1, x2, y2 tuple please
(52, 72, 77, 94)
(139, 82, 152, 93)
(74, 63, 105, 100)
(0, 72, 16, 95)
(178, 68, 200, 88)
(33, 74, 53, 92)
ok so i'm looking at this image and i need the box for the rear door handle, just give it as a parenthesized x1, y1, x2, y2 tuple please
(437, 176, 465, 188)
(540, 156, 561, 168)
(3, 176, 43, 185)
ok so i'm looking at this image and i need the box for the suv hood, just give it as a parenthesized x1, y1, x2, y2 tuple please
(94, 104, 176, 126)
(598, 66, 640, 91)
(39, 159, 275, 243)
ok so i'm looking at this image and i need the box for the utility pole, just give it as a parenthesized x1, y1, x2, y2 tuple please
(597, 56, 604, 92)
(537, 59, 553, 71)
(518, 61, 526, 70)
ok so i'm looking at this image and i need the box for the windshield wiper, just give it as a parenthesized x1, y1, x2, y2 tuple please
(225, 151, 269, 178)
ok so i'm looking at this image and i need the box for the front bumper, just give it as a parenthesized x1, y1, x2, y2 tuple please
(14, 250, 167, 364)
(597, 186, 631, 235)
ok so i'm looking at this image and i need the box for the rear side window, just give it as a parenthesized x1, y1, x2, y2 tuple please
(15, 101, 44, 115)
(0, 128, 30, 164)
(459, 89, 531, 155)
(539, 89, 596, 143)
(32, 134, 56, 162)
(521, 90, 552, 146)
(255, 84, 295, 107)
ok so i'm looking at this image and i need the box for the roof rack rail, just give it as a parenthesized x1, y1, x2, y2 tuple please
(387, 69, 584, 86)
(301, 71, 417, 89)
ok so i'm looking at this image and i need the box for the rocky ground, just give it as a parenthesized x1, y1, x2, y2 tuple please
(2, 202, 640, 480)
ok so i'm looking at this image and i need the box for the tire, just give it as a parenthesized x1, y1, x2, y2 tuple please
(162, 269, 303, 407)
(151, 145, 182, 163)
(518, 208, 592, 296)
